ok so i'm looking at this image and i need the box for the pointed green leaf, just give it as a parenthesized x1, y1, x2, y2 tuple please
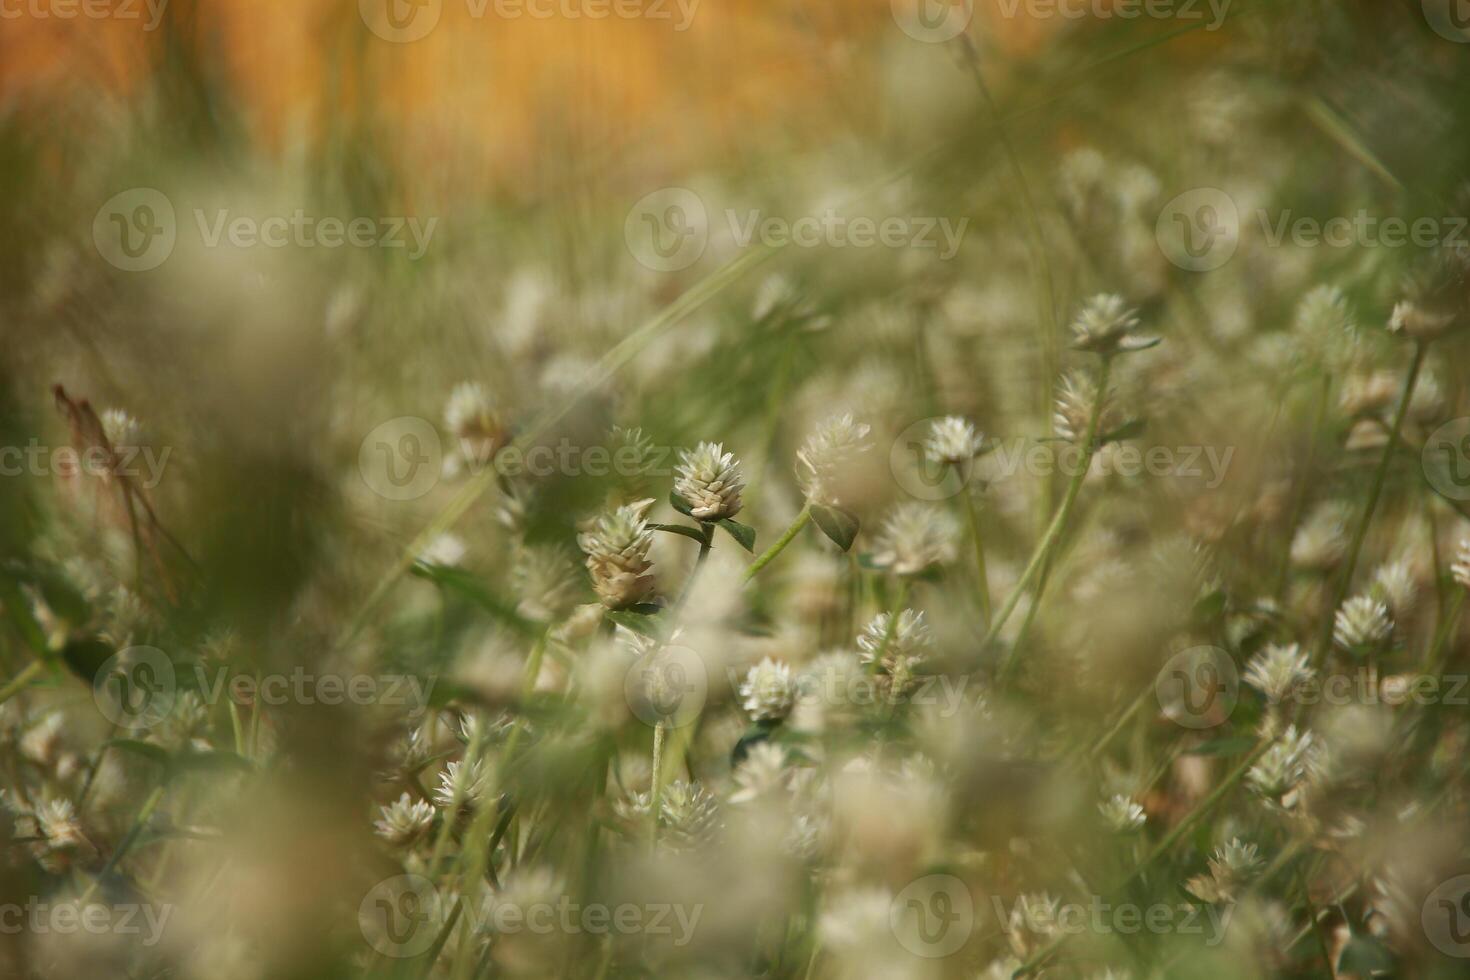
(604, 610, 660, 637)
(649, 522, 708, 544)
(105, 739, 171, 767)
(717, 518, 756, 553)
(810, 504, 860, 552)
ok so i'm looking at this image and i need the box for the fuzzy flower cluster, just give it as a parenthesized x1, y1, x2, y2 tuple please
(1069, 293, 1152, 355)
(578, 499, 657, 609)
(1186, 838, 1262, 903)
(674, 441, 745, 520)
(795, 413, 872, 506)
(924, 416, 984, 465)
(740, 657, 796, 723)
(1333, 595, 1392, 652)
(869, 503, 958, 575)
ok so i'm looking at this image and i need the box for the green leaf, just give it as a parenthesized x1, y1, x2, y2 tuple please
(669, 492, 695, 517)
(810, 504, 860, 552)
(717, 518, 756, 553)
(105, 739, 171, 767)
(1184, 736, 1257, 757)
(604, 610, 659, 637)
(1336, 935, 1394, 975)
(1098, 419, 1147, 445)
(649, 522, 708, 544)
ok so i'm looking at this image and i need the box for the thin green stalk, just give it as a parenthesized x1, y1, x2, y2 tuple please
(959, 477, 992, 627)
(1313, 340, 1427, 667)
(993, 357, 1113, 681)
(80, 782, 167, 905)
(0, 659, 46, 706)
(743, 504, 811, 583)
(648, 721, 667, 851)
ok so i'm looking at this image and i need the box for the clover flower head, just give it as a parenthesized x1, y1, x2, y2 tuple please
(796, 413, 872, 505)
(374, 792, 435, 846)
(740, 658, 796, 723)
(856, 608, 933, 673)
(1333, 595, 1392, 651)
(578, 499, 657, 609)
(1070, 293, 1150, 355)
(675, 441, 745, 520)
(1099, 794, 1146, 833)
(924, 416, 984, 465)
(869, 504, 959, 576)
(1244, 643, 1315, 704)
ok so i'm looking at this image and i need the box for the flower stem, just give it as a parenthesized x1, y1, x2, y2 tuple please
(992, 357, 1113, 681)
(1313, 340, 1427, 667)
(648, 721, 667, 851)
(958, 473, 992, 627)
(742, 504, 811, 583)
(0, 659, 46, 706)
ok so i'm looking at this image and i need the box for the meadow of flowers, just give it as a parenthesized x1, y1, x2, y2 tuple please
(3, 1, 1470, 977)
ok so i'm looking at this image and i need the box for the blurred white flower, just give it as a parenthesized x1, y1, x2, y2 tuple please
(1332, 595, 1392, 651)
(1099, 794, 1146, 833)
(869, 503, 958, 575)
(856, 608, 932, 673)
(374, 792, 435, 846)
(1070, 293, 1152, 355)
(796, 413, 872, 506)
(924, 416, 983, 465)
(417, 533, 467, 568)
(1452, 539, 1470, 591)
(740, 658, 796, 723)
(578, 499, 657, 609)
(1244, 643, 1315, 704)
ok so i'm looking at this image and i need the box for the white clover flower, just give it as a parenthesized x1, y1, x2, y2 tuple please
(1333, 595, 1392, 652)
(869, 503, 959, 576)
(740, 658, 796, 723)
(1371, 560, 1417, 619)
(617, 780, 720, 852)
(1099, 794, 1146, 833)
(417, 532, 467, 568)
(730, 742, 788, 803)
(1291, 285, 1356, 368)
(1289, 502, 1349, 571)
(99, 408, 141, 448)
(796, 413, 872, 505)
(486, 867, 566, 930)
(924, 416, 984, 465)
(674, 441, 745, 520)
(855, 608, 932, 673)
(1011, 892, 1062, 937)
(374, 792, 435, 846)
(577, 499, 657, 609)
(1244, 643, 1315, 704)
(1070, 293, 1151, 355)
(1052, 370, 1116, 443)
(434, 758, 496, 811)
(443, 381, 506, 466)
(1388, 299, 1456, 340)
(1247, 725, 1316, 800)
(513, 545, 579, 622)
(1452, 539, 1470, 591)
(1187, 837, 1262, 903)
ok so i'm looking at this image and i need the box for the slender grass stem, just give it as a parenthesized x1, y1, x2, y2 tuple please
(1312, 340, 1427, 667)
(0, 659, 46, 706)
(648, 721, 667, 851)
(993, 357, 1113, 682)
(742, 504, 811, 583)
(959, 476, 992, 627)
